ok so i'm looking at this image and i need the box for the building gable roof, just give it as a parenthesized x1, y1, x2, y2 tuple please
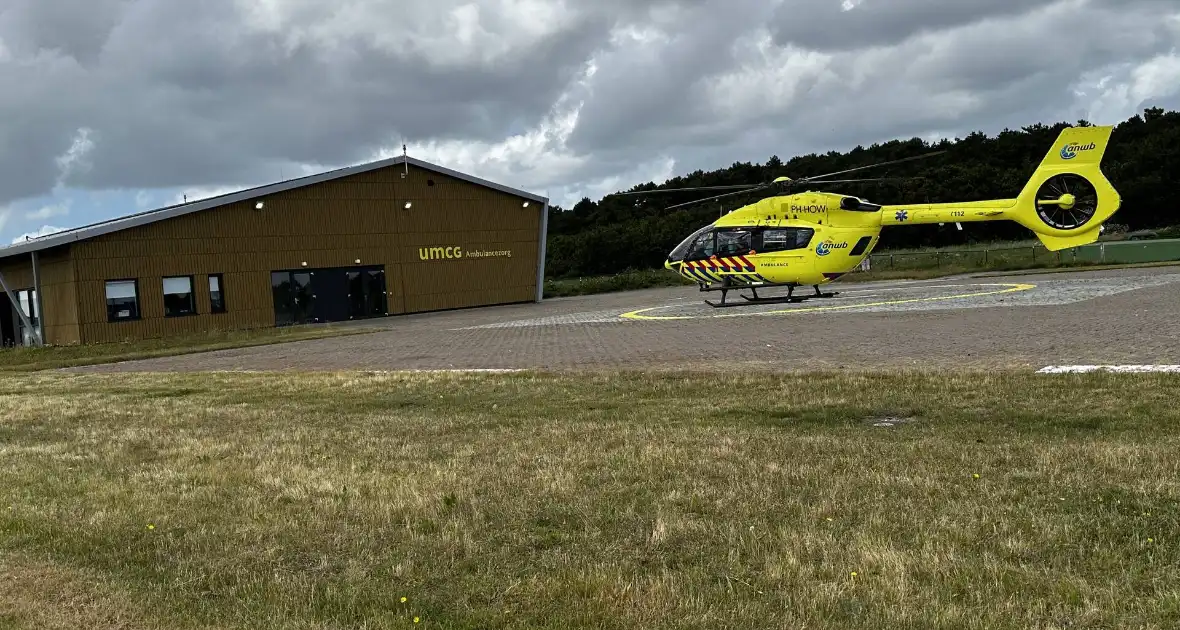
(0, 155, 549, 259)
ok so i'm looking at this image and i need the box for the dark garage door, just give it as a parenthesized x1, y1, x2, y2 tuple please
(271, 266, 387, 326)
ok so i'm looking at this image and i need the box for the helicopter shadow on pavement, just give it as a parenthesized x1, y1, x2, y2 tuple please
(452, 269, 1180, 329)
(618, 271, 1180, 321)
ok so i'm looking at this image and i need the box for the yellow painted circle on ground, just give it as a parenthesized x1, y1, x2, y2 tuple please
(618, 283, 1037, 321)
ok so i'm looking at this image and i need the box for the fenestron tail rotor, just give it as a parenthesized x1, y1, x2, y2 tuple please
(989, 124, 1118, 251)
(1034, 173, 1099, 230)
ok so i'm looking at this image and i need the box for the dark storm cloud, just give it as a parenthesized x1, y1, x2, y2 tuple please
(0, 0, 1177, 218)
(802, 0, 1180, 145)
(768, 0, 1057, 51)
(0, 0, 650, 201)
(0, 0, 130, 64)
(563, 0, 1179, 166)
(564, 0, 779, 153)
(79, 25, 603, 189)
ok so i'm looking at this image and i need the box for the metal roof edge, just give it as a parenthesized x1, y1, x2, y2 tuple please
(0, 155, 549, 260)
(403, 156, 549, 203)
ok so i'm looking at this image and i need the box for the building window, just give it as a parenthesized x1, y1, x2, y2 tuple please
(106, 280, 140, 322)
(16, 289, 35, 320)
(163, 276, 196, 317)
(208, 274, 226, 313)
(15, 289, 38, 346)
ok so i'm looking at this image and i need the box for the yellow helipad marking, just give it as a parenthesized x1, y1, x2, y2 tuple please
(618, 283, 1036, 320)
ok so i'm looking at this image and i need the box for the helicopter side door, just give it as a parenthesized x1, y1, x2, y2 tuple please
(751, 226, 817, 284)
(715, 228, 754, 258)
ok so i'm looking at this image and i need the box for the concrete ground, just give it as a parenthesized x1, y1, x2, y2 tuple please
(66, 266, 1180, 373)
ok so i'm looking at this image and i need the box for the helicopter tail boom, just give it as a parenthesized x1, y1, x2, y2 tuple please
(879, 199, 1018, 226)
(879, 125, 1120, 251)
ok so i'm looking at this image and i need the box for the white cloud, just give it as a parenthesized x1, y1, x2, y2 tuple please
(11, 225, 66, 243)
(1074, 51, 1180, 123)
(235, 0, 579, 66)
(54, 127, 96, 188)
(1129, 51, 1180, 101)
(25, 201, 70, 220)
(555, 155, 678, 204)
(378, 57, 599, 205)
(706, 35, 834, 119)
(398, 106, 581, 197)
(0, 207, 11, 234)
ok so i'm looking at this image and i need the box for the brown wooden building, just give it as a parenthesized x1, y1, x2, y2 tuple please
(0, 155, 549, 347)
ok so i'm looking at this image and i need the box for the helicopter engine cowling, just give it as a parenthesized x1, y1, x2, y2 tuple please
(840, 196, 883, 212)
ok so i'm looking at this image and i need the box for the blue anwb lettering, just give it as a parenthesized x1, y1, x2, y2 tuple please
(1060, 142, 1097, 160)
(814, 240, 849, 256)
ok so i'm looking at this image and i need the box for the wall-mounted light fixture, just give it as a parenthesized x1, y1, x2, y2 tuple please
(255, 201, 265, 210)
(404, 201, 413, 209)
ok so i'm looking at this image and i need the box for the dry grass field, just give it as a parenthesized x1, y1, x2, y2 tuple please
(2, 370, 1179, 629)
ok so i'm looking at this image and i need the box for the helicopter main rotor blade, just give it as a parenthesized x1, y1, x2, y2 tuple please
(658, 174, 930, 211)
(613, 184, 763, 196)
(798, 176, 928, 185)
(795, 150, 947, 184)
(662, 184, 772, 211)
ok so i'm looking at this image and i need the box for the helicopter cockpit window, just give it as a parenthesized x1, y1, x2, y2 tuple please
(759, 228, 815, 252)
(668, 225, 713, 262)
(684, 229, 716, 261)
(715, 229, 753, 256)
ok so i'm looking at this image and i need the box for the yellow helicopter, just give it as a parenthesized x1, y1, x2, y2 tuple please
(618, 125, 1121, 307)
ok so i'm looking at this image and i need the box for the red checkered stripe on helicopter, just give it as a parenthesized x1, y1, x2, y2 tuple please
(676, 255, 768, 284)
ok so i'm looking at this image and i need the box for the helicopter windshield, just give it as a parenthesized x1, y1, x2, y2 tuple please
(667, 225, 714, 262)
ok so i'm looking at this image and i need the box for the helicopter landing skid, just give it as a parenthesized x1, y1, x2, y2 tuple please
(702, 283, 839, 308)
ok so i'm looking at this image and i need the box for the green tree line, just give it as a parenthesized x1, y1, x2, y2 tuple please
(543, 107, 1180, 278)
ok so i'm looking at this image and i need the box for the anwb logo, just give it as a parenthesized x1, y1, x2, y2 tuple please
(1060, 142, 1097, 160)
(815, 240, 848, 256)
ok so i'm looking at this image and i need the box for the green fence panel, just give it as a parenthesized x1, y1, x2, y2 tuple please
(1083, 239, 1180, 264)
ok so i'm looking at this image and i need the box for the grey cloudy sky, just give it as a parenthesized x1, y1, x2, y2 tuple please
(1, 0, 1178, 242)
